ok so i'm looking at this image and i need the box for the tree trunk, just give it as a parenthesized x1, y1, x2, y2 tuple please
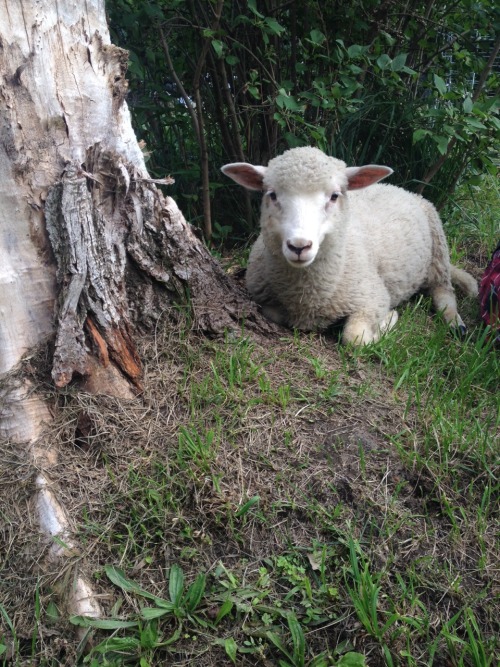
(0, 0, 273, 626)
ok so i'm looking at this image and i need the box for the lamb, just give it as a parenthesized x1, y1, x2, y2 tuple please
(221, 146, 478, 345)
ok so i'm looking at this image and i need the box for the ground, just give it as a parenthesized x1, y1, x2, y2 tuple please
(1, 184, 499, 666)
(1, 291, 498, 666)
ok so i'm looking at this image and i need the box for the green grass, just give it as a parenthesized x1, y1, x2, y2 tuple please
(444, 174, 500, 255)
(1, 199, 499, 666)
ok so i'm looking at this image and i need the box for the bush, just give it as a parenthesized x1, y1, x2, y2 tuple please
(107, 0, 500, 239)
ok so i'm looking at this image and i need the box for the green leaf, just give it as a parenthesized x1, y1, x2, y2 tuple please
(391, 53, 407, 72)
(413, 129, 430, 143)
(247, 85, 260, 99)
(382, 643, 394, 667)
(309, 653, 329, 667)
(309, 29, 326, 46)
(161, 625, 183, 647)
(93, 637, 141, 653)
(46, 600, 60, 621)
(433, 135, 450, 155)
(215, 599, 234, 624)
(105, 565, 150, 596)
(401, 65, 417, 76)
(211, 40, 224, 58)
(434, 74, 447, 95)
(376, 54, 392, 70)
(247, 0, 264, 19)
(69, 616, 138, 630)
(140, 606, 174, 620)
(143, 4, 164, 20)
(140, 622, 158, 650)
(264, 17, 285, 36)
(234, 495, 260, 517)
(380, 30, 396, 46)
(348, 44, 364, 58)
(465, 118, 487, 130)
(266, 631, 294, 662)
(288, 613, 305, 667)
(463, 96, 473, 113)
(225, 55, 239, 66)
(185, 573, 206, 612)
(169, 564, 185, 605)
(380, 612, 401, 634)
(336, 652, 368, 667)
(224, 637, 238, 664)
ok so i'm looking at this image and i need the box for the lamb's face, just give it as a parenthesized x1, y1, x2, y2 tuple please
(261, 185, 344, 268)
(221, 148, 393, 269)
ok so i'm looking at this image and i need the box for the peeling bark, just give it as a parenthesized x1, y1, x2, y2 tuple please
(45, 159, 143, 391)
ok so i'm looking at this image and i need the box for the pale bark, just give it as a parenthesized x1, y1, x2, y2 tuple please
(0, 0, 273, 630)
(0, 0, 137, 622)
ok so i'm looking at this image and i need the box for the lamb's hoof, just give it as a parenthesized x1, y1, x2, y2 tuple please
(450, 323, 467, 339)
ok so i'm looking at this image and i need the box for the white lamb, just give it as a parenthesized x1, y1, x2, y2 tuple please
(222, 147, 477, 345)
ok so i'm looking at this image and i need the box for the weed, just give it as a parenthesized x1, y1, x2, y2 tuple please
(345, 538, 429, 667)
(0, 604, 17, 664)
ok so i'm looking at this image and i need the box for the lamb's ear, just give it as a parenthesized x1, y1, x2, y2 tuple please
(221, 163, 267, 190)
(345, 165, 393, 190)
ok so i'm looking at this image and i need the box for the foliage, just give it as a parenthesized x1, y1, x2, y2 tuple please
(107, 0, 500, 238)
(69, 562, 369, 666)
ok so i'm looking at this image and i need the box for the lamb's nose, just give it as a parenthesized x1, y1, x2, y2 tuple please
(287, 239, 312, 257)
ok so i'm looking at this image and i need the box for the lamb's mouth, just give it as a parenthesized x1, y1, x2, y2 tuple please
(286, 255, 315, 268)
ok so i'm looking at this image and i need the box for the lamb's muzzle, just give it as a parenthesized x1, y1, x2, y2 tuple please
(286, 238, 313, 263)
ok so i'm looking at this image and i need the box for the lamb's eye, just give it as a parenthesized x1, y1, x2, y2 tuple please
(330, 193, 339, 202)
(268, 191, 277, 201)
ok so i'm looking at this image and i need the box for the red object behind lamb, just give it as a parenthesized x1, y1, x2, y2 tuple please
(479, 241, 500, 342)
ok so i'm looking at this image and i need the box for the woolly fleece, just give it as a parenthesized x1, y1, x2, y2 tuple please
(264, 147, 348, 193)
(227, 147, 478, 344)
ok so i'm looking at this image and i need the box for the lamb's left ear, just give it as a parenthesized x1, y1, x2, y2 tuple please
(345, 165, 393, 190)
(221, 163, 267, 191)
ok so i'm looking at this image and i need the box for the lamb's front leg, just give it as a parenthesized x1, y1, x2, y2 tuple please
(342, 309, 398, 345)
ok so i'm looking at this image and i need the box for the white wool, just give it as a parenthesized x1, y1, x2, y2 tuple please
(222, 147, 477, 345)
(265, 147, 348, 193)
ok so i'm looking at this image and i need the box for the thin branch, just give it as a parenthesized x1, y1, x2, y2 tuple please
(471, 31, 500, 103)
(158, 25, 200, 142)
(190, 0, 225, 240)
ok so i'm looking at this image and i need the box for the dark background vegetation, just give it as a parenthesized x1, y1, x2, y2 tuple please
(106, 0, 499, 242)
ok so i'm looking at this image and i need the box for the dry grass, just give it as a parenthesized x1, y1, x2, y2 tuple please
(1, 301, 498, 666)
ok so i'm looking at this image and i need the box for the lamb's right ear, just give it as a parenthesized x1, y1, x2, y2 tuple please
(221, 163, 267, 191)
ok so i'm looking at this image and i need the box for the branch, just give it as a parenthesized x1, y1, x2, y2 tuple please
(189, 0, 225, 240)
(158, 25, 200, 142)
(471, 31, 500, 103)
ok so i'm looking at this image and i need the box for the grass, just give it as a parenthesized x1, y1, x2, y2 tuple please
(444, 175, 499, 258)
(1, 193, 499, 666)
